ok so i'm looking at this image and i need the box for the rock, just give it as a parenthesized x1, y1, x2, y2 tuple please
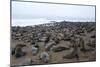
(40, 52, 50, 63)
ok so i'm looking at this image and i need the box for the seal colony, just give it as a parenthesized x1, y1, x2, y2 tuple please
(11, 21, 96, 66)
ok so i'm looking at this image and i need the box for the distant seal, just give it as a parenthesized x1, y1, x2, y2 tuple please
(40, 52, 50, 63)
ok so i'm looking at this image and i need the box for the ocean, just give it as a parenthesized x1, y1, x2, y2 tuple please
(12, 18, 95, 26)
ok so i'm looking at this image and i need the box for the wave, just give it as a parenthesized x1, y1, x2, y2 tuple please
(12, 18, 95, 26)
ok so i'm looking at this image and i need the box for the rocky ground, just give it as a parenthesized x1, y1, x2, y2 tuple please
(11, 21, 96, 66)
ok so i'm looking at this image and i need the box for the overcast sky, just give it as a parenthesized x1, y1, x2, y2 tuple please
(12, 1, 95, 26)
